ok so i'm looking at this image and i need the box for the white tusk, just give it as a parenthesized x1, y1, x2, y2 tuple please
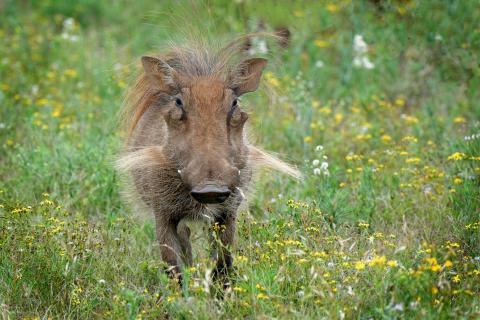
(236, 187, 245, 199)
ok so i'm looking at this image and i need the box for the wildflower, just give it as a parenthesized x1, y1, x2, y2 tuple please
(452, 275, 461, 283)
(315, 60, 325, 68)
(381, 134, 392, 143)
(358, 222, 369, 228)
(453, 177, 463, 185)
(354, 261, 365, 270)
(387, 260, 398, 267)
(312, 159, 320, 166)
(453, 116, 466, 124)
(352, 35, 375, 69)
(64, 69, 78, 77)
(233, 286, 246, 293)
(304, 136, 313, 143)
(395, 98, 405, 107)
(293, 10, 305, 17)
(405, 157, 421, 164)
(443, 260, 453, 268)
(326, 3, 339, 13)
(314, 39, 330, 48)
(368, 255, 387, 267)
(248, 37, 268, 55)
(401, 114, 419, 124)
(402, 136, 418, 143)
(256, 293, 269, 300)
(448, 152, 466, 161)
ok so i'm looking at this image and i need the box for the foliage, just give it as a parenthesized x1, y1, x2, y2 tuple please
(0, 0, 479, 318)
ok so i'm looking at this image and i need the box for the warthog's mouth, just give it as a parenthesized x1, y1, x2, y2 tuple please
(190, 184, 231, 204)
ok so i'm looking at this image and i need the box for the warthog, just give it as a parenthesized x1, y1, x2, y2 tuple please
(116, 36, 299, 281)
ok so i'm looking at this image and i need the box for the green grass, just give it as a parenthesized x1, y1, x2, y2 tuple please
(1, 0, 479, 318)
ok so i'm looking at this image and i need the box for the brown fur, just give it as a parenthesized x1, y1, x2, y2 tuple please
(116, 35, 300, 280)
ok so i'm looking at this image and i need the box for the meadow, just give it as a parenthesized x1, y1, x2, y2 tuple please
(0, 0, 479, 319)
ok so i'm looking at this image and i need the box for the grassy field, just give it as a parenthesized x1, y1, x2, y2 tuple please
(1, 0, 479, 318)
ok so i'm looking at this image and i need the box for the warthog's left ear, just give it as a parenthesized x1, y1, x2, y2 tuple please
(141, 56, 176, 92)
(233, 58, 268, 96)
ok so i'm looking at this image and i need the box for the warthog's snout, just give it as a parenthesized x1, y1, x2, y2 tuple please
(190, 184, 231, 204)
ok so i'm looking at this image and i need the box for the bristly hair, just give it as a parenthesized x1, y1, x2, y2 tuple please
(117, 33, 302, 180)
(119, 33, 278, 139)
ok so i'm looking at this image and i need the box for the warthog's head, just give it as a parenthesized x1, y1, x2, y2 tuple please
(140, 54, 267, 204)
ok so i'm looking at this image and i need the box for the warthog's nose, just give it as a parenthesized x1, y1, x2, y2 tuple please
(190, 184, 231, 204)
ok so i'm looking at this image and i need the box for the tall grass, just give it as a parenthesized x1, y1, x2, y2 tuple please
(1, 1, 479, 318)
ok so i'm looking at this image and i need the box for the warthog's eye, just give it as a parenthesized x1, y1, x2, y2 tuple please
(175, 98, 183, 107)
(232, 98, 238, 108)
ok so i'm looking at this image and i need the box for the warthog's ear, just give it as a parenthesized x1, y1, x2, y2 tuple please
(141, 56, 176, 91)
(233, 58, 268, 96)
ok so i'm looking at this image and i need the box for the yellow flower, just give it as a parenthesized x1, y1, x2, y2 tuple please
(319, 107, 332, 114)
(448, 152, 466, 161)
(387, 260, 398, 267)
(395, 98, 405, 107)
(369, 255, 387, 267)
(326, 3, 339, 13)
(443, 260, 453, 268)
(405, 157, 421, 164)
(355, 261, 365, 270)
(256, 293, 269, 300)
(431, 287, 439, 295)
(430, 264, 441, 272)
(293, 10, 305, 17)
(402, 136, 418, 143)
(64, 68, 78, 77)
(311, 251, 328, 258)
(233, 286, 246, 293)
(37, 98, 49, 106)
(453, 177, 463, 185)
(304, 136, 313, 143)
(314, 39, 330, 48)
(452, 275, 461, 283)
(402, 115, 418, 124)
(453, 116, 466, 124)
(381, 134, 392, 143)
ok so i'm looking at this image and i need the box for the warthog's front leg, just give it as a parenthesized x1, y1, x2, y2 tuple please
(211, 213, 236, 282)
(177, 220, 193, 266)
(154, 217, 183, 278)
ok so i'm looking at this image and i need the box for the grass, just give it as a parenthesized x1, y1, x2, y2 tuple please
(1, 0, 479, 318)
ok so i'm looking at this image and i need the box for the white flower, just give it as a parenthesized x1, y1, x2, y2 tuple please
(393, 303, 404, 311)
(352, 34, 374, 69)
(353, 35, 368, 55)
(63, 18, 75, 31)
(361, 56, 375, 69)
(353, 56, 363, 67)
(320, 162, 329, 171)
(312, 159, 320, 166)
(249, 37, 268, 55)
(313, 168, 321, 175)
(434, 34, 443, 41)
(98, 279, 106, 284)
(315, 60, 324, 68)
(315, 145, 324, 152)
(31, 85, 39, 95)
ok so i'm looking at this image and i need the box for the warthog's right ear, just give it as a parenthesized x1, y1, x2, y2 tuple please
(141, 56, 176, 91)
